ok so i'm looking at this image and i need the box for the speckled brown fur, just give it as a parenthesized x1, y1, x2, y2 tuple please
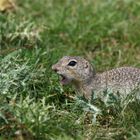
(52, 56, 140, 100)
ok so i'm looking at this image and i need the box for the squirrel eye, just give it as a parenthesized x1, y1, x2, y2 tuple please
(68, 61, 77, 66)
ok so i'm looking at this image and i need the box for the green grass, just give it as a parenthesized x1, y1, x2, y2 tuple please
(0, 0, 140, 139)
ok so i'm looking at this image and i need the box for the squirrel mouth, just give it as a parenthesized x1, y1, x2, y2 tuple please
(59, 74, 71, 85)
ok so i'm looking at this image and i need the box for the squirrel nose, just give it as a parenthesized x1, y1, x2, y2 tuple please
(52, 65, 59, 72)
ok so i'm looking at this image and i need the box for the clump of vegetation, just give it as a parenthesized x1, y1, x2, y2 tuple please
(0, 0, 140, 139)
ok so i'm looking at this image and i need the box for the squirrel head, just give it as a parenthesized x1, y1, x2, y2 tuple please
(52, 56, 95, 85)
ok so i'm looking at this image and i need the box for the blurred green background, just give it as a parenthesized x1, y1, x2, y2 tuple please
(0, 0, 140, 139)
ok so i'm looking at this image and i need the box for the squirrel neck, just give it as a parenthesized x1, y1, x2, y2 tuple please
(73, 71, 101, 97)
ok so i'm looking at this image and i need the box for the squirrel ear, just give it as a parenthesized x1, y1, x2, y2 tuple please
(84, 61, 89, 68)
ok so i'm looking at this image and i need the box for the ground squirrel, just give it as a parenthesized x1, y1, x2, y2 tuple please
(52, 56, 140, 100)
